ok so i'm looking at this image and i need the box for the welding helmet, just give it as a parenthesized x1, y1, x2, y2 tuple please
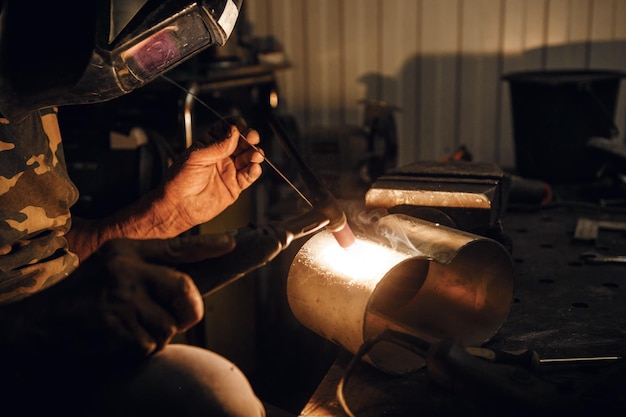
(0, 0, 243, 122)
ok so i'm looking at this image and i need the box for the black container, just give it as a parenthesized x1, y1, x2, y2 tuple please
(503, 70, 626, 181)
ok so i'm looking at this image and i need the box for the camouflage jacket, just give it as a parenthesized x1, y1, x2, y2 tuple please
(0, 107, 79, 304)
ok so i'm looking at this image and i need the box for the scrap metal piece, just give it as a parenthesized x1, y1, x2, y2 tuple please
(574, 218, 626, 241)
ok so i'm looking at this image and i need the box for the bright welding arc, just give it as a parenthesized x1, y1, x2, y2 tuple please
(160, 75, 313, 207)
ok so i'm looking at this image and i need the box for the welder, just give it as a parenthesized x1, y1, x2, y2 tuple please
(0, 1, 269, 416)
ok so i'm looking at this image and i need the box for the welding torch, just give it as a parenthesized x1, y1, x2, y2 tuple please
(266, 115, 356, 249)
(179, 208, 329, 296)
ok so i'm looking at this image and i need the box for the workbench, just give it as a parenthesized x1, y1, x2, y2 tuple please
(298, 187, 626, 417)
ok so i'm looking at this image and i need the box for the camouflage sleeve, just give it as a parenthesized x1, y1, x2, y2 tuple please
(0, 107, 79, 304)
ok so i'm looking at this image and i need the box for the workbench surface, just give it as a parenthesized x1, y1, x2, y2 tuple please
(298, 198, 626, 417)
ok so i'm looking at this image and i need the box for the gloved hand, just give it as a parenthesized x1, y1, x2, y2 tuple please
(156, 117, 264, 236)
(0, 232, 236, 368)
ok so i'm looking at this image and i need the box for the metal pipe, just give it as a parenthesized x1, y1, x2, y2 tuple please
(287, 213, 514, 374)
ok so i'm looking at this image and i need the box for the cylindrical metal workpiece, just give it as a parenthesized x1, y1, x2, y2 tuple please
(287, 214, 514, 374)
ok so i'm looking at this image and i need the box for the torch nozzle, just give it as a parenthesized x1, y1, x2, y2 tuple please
(311, 188, 356, 249)
(332, 222, 356, 249)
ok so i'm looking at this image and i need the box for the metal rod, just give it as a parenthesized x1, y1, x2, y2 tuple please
(539, 356, 622, 364)
(160, 74, 312, 206)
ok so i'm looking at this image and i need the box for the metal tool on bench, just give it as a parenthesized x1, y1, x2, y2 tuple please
(465, 345, 622, 371)
(580, 251, 626, 265)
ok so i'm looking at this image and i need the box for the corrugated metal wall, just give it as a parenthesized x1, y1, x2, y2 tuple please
(243, 0, 626, 169)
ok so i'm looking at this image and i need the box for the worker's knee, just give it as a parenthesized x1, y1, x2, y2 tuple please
(104, 344, 265, 417)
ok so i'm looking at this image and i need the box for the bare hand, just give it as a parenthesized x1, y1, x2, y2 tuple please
(64, 119, 264, 267)
(155, 118, 264, 235)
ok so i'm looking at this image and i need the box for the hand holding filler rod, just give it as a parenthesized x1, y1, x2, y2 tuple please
(161, 75, 356, 296)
